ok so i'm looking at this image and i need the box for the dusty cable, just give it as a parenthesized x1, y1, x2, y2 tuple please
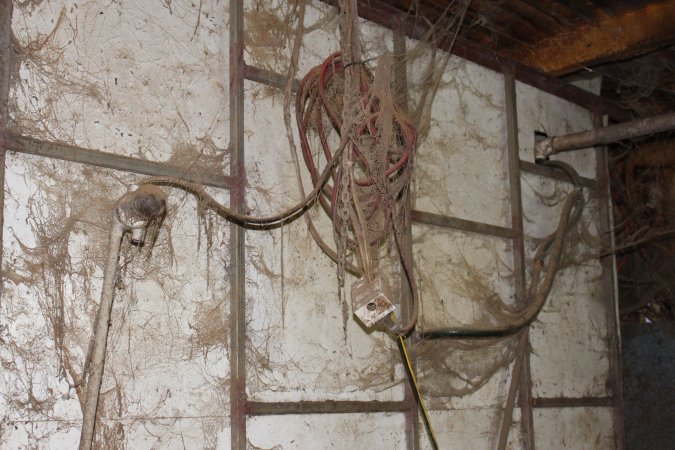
(279, 0, 362, 277)
(420, 161, 585, 339)
(139, 136, 346, 230)
(296, 51, 419, 335)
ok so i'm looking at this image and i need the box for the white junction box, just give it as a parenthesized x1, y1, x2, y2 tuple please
(351, 274, 396, 328)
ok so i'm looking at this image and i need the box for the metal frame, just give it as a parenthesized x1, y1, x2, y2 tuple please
(0, 1, 624, 449)
(229, 0, 247, 447)
(0, 1, 11, 318)
(594, 112, 626, 450)
(3, 133, 233, 189)
(392, 15, 421, 450)
(504, 67, 535, 450)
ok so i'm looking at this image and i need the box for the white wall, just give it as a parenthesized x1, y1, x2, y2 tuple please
(1, 1, 617, 448)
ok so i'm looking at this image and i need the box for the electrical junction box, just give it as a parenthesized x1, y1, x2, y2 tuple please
(351, 275, 396, 328)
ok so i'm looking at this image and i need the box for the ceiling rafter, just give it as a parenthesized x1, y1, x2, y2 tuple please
(510, 0, 675, 75)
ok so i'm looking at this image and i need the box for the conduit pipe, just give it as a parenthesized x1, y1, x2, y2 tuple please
(79, 184, 166, 450)
(535, 111, 675, 161)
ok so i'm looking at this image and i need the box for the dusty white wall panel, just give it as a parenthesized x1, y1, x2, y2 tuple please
(243, 0, 392, 77)
(414, 225, 516, 329)
(412, 224, 519, 407)
(534, 407, 614, 449)
(247, 413, 407, 449)
(10, 0, 230, 164)
(242, 82, 404, 402)
(1, 421, 81, 449)
(521, 173, 610, 398)
(2, 153, 231, 448)
(416, 337, 517, 411)
(516, 75, 612, 399)
(414, 57, 510, 228)
(529, 257, 610, 398)
(407, 56, 518, 415)
(244, 0, 338, 76)
(420, 408, 524, 450)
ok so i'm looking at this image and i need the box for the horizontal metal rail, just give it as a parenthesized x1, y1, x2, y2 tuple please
(412, 210, 516, 239)
(243, 64, 300, 93)
(4, 133, 598, 241)
(532, 396, 614, 408)
(246, 400, 411, 415)
(3, 132, 233, 190)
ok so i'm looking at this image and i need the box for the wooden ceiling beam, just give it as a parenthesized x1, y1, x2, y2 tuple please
(512, 0, 675, 76)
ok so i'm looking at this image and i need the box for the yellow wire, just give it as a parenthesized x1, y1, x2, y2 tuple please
(398, 335, 440, 449)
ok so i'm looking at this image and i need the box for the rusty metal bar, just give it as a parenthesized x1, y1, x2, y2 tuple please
(392, 15, 409, 114)
(0, 2, 10, 122)
(532, 396, 614, 408)
(496, 331, 528, 450)
(520, 160, 598, 190)
(243, 64, 300, 93)
(246, 400, 410, 415)
(504, 67, 535, 450)
(411, 210, 516, 240)
(504, 69, 527, 306)
(535, 111, 675, 161)
(593, 112, 625, 450)
(519, 338, 535, 447)
(392, 15, 419, 450)
(0, 0, 12, 350)
(229, 0, 247, 448)
(2, 133, 233, 190)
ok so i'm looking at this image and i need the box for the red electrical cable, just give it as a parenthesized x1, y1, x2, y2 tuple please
(296, 52, 419, 335)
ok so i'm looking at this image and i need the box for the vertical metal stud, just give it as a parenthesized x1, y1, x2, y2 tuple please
(593, 112, 625, 450)
(504, 66, 535, 450)
(229, 0, 247, 449)
(392, 14, 419, 450)
(0, 0, 13, 311)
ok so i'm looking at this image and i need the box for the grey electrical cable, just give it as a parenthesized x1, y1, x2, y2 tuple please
(420, 159, 585, 339)
(140, 136, 347, 230)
